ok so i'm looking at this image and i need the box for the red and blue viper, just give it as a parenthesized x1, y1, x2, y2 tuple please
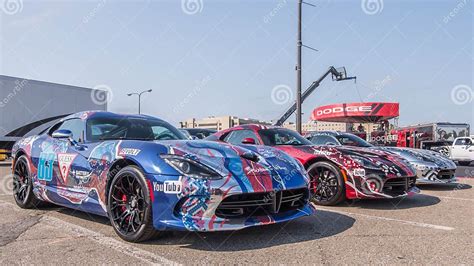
(12, 112, 314, 232)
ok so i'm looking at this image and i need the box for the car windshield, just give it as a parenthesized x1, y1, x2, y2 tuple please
(336, 134, 373, 147)
(259, 128, 313, 146)
(185, 128, 217, 139)
(87, 117, 186, 142)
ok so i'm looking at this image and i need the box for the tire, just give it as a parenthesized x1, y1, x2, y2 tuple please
(107, 166, 160, 242)
(458, 161, 471, 166)
(307, 161, 345, 206)
(13, 155, 43, 209)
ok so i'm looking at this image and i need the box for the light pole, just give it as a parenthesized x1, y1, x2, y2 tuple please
(127, 89, 152, 114)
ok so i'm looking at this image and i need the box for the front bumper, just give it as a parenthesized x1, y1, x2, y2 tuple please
(147, 174, 314, 232)
(415, 168, 457, 184)
(345, 175, 420, 200)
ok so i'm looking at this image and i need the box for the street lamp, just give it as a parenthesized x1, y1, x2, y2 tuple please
(127, 89, 152, 114)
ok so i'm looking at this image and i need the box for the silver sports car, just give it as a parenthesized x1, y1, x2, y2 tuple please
(307, 131, 457, 184)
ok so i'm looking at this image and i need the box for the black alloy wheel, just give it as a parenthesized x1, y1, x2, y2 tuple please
(13, 155, 42, 208)
(307, 161, 345, 206)
(107, 166, 159, 242)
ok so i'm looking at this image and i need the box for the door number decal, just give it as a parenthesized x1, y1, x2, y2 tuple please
(38, 153, 55, 181)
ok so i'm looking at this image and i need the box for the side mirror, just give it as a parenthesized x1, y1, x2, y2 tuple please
(326, 142, 336, 146)
(52, 129, 73, 139)
(242, 138, 256, 145)
(191, 136, 199, 140)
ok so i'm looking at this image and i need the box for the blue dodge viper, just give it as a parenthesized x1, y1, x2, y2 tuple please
(11, 111, 314, 242)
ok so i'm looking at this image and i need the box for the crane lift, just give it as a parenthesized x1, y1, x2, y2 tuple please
(273, 66, 356, 126)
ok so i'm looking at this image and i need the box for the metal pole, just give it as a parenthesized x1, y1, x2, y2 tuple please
(138, 94, 141, 114)
(296, 0, 302, 134)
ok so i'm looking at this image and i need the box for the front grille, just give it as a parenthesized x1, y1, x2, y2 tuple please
(382, 177, 415, 196)
(215, 188, 308, 219)
(438, 170, 455, 180)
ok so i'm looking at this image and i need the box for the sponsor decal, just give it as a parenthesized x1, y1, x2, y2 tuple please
(119, 148, 141, 156)
(153, 180, 182, 194)
(316, 105, 372, 116)
(353, 168, 366, 177)
(245, 165, 288, 175)
(72, 169, 92, 184)
(57, 153, 77, 183)
(313, 149, 333, 156)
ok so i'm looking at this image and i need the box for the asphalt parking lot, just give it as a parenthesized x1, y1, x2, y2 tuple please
(0, 163, 473, 265)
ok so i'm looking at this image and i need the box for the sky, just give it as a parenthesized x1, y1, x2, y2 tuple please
(1, 0, 473, 127)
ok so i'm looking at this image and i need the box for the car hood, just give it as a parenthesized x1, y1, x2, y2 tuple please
(374, 147, 456, 169)
(150, 140, 308, 190)
(274, 144, 415, 178)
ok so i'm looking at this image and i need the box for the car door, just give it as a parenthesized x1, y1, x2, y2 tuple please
(41, 118, 103, 212)
(451, 138, 471, 160)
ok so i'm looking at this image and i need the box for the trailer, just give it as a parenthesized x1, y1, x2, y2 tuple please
(389, 123, 470, 155)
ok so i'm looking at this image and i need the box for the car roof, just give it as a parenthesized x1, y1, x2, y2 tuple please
(182, 128, 217, 132)
(61, 111, 166, 123)
(307, 131, 342, 136)
(228, 124, 279, 131)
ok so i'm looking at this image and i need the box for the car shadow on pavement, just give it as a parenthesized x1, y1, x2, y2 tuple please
(144, 210, 355, 251)
(56, 208, 111, 226)
(417, 183, 472, 191)
(336, 193, 441, 210)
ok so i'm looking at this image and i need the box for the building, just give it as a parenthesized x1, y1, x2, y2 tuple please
(281, 120, 382, 134)
(283, 121, 349, 133)
(282, 121, 319, 132)
(0, 75, 107, 151)
(180, 116, 271, 131)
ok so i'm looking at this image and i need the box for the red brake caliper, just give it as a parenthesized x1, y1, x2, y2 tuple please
(121, 194, 127, 212)
(310, 173, 318, 194)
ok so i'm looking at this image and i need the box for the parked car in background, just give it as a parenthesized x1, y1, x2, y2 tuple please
(449, 137, 474, 166)
(180, 128, 217, 139)
(208, 125, 419, 206)
(306, 131, 458, 184)
(11, 112, 313, 242)
(179, 129, 193, 139)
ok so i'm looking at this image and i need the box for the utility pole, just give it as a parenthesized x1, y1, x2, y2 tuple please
(296, 0, 303, 134)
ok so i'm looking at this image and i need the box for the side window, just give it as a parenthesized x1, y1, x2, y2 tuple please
(455, 138, 472, 146)
(57, 119, 85, 143)
(312, 135, 338, 145)
(224, 130, 259, 145)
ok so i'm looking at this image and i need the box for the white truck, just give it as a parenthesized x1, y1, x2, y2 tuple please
(449, 137, 474, 166)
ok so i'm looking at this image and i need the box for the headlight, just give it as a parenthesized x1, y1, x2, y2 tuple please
(350, 155, 379, 170)
(160, 154, 222, 180)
